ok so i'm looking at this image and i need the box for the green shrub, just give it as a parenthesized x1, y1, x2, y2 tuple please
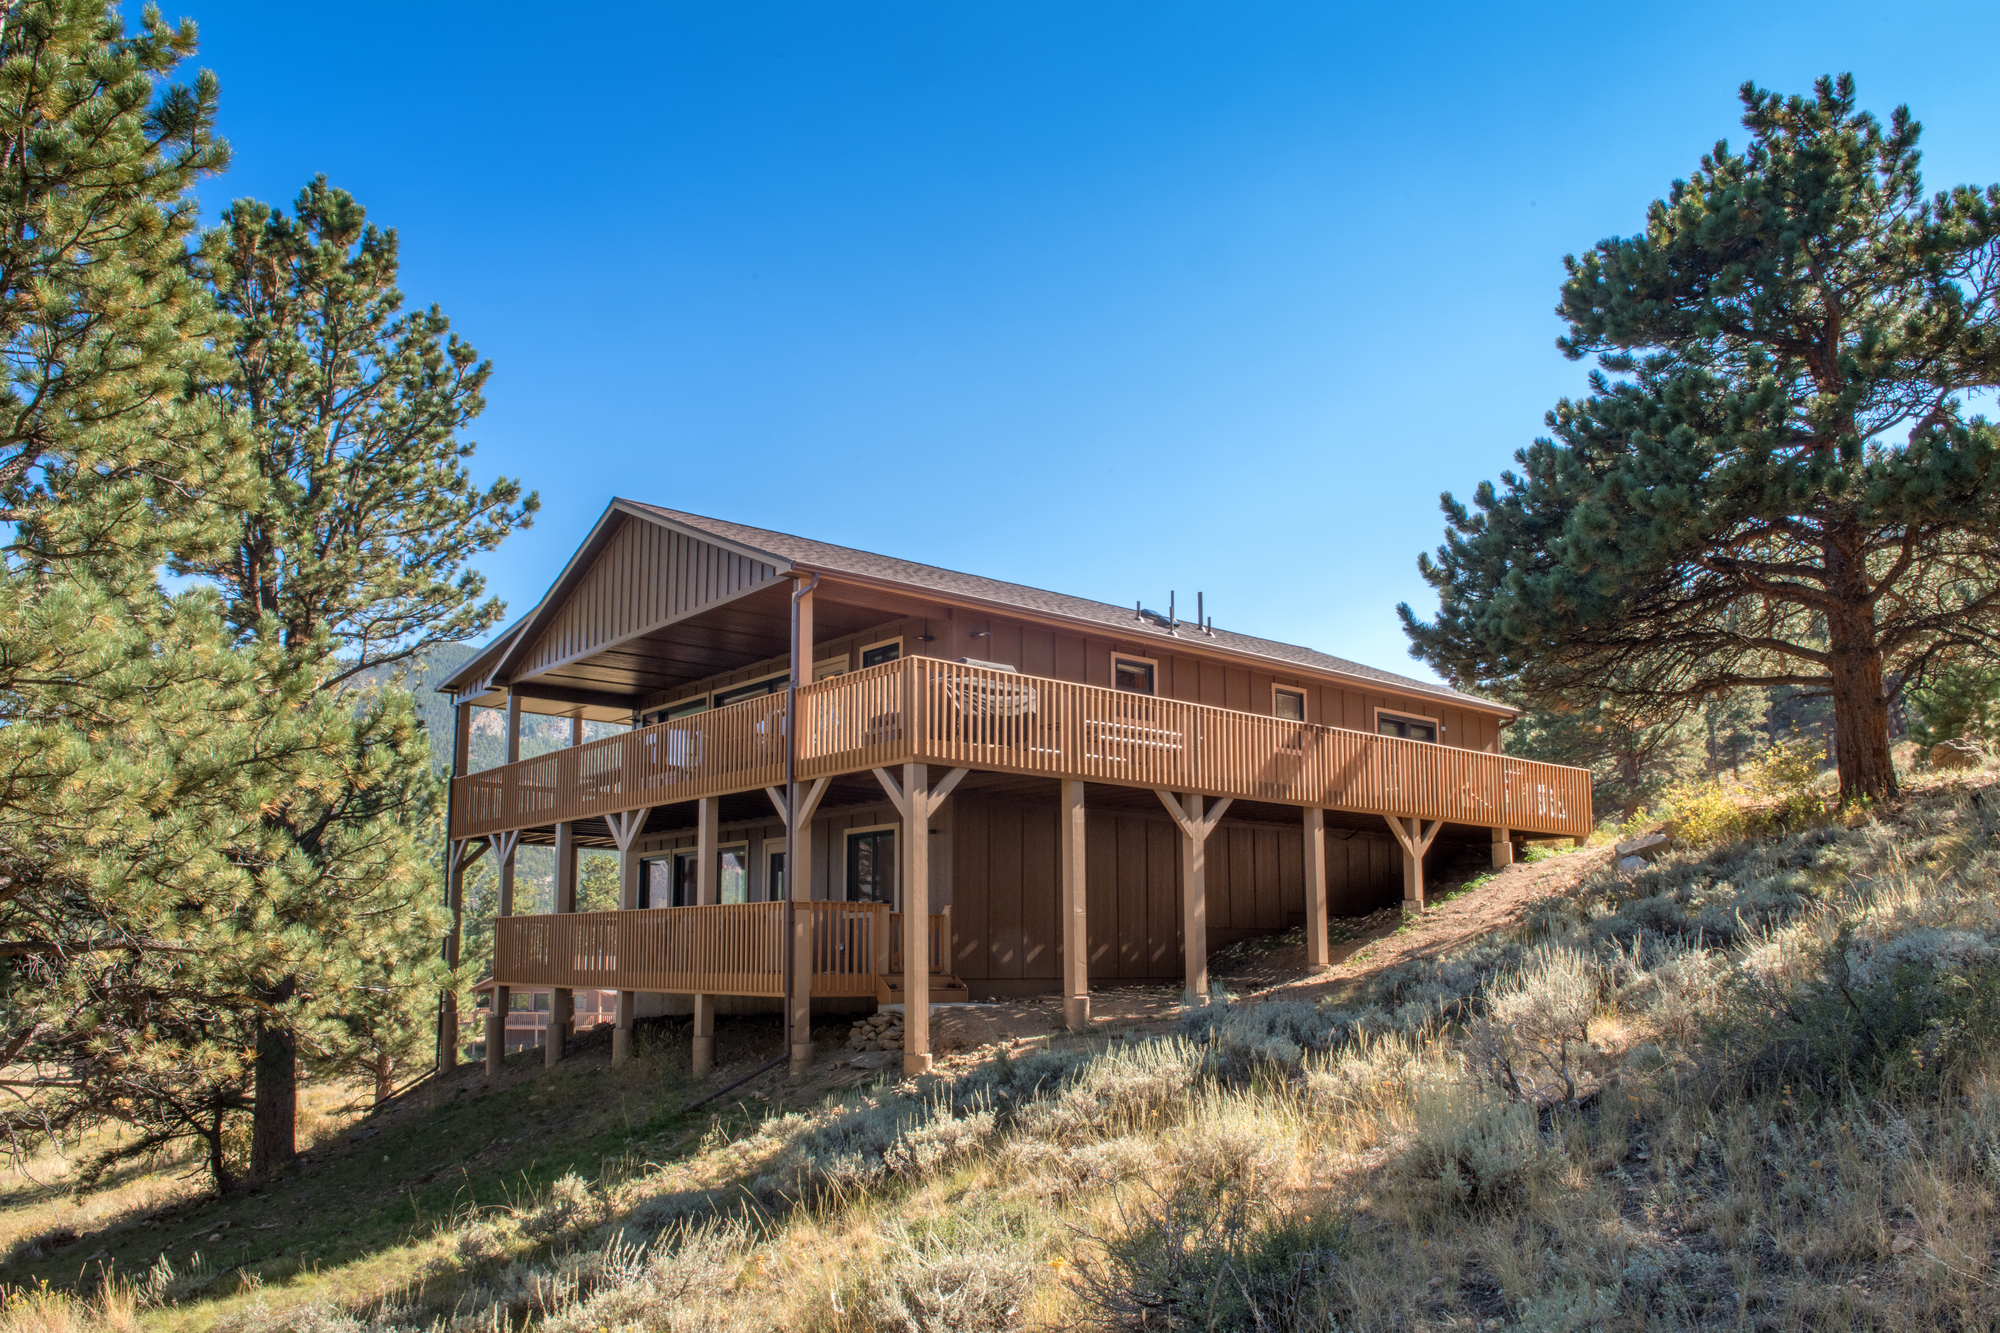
(1400, 1082, 1550, 1213)
(1068, 1180, 1346, 1332)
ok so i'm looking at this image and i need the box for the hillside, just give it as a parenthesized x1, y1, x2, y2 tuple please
(9, 769, 2000, 1331)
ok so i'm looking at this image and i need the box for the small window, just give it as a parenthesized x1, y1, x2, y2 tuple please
(861, 639, 902, 668)
(1273, 687, 1306, 721)
(670, 848, 699, 906)
(1377, 712, 1438, 744)
(845, 828, 898, 903)
(1113, 655, 1156, 695)
(717, 843, 749, 904)
(812, 655, 850, 681)
(667, 698, 709, 720)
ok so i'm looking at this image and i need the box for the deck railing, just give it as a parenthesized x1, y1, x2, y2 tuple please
(454, 657, 1592, 840)
(798, 658, 1592, 837)
(493, 902, 947, 997)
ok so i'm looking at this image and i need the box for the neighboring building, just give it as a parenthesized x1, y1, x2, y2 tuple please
(438, 502, 1591, 1075)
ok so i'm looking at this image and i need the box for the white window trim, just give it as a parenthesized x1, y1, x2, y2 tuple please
(842, 823, 902, 907)
(1111, 651, 1159, 695)
(858, 637, 904, 668)
(1272, 683, 1308, 721)
(1374, 707, 1443, 741)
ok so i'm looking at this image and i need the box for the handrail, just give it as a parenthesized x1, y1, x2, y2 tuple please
(493, 902, 950, 998)
(797, 657, 1593, 837)
(455, 657, 1592, 840)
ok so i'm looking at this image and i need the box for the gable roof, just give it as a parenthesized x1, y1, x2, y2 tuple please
(617, 501, 1511, 716)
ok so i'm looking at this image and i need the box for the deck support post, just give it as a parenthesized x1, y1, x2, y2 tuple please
(1155, 790, 1232, 1002)
(768, 778, 830, 1074)
(693, 796, 719, 1076)
(438, 700, 476, 1072)
(903, 762, 932, 1074)
(1061, 780, 1089, 1030)
(486, 830, 521, 1074)
(608, 809, 650, 1067)
(874, 764, 969, 1076)
(1304, 808, 1330, 972)
(1490, 826, 1513, 869)
(1385, 815, 1445, 914)
(548, 821, 577, 1067)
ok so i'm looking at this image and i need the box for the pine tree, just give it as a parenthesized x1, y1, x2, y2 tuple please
(1401, 76, 2000, 804)
(0, 2, 282, 1190)
(1906, 660, 2000, 752)
(181, 178, 536, 1175)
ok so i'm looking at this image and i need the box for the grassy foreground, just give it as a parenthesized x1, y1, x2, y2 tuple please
(10, 770, 2000, 1331)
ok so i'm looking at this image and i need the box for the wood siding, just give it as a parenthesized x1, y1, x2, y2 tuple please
(949, 791, 1403, 995)
(644, 609, 1505, 757)
(518, 519, 782, 680)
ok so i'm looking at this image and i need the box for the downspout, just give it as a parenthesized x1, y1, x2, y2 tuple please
(783, 571, 820, 1063)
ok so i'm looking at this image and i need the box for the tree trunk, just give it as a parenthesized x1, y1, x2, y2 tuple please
(206, 1108, 232, 1194)
(1825, 527, 1899, 804)
(250, 977, 298, 1178)
(373, 1050, 392, 1105)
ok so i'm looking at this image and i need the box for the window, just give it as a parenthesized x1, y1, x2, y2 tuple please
(1377, 711, 1438, 743)
(639, 856, 673, 909)
(845, 827, 898, 903)
(812, 655, 850, 681)
(667, 699, 708, 719)
(861, 639, 902, 668)
(718, 843, 750, 904)
(763, 838, 788, 901)
(670, 849, 699, 905)
(714, 674, 785, 707)
(1113, 655, 1156, 695)
(1273, 687, 1306, 721)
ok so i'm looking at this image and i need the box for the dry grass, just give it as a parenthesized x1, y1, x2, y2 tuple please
(12, 769, 2000, 1331)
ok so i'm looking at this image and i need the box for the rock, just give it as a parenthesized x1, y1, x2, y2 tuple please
(1613, 832, 1670, 862)
(932, 1010, 1002, 1053)
(1618, 855, 1648, 874)
(1930, 738, 1987, 771)
(849, 1051, 898, 1069)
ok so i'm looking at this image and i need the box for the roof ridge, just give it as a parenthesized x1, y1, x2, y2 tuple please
(622, 501, 1506, 713)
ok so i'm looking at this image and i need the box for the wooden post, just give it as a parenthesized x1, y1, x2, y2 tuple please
(902, 762, 932, 1074)
(1303, 807, 1330, 972)
(1384, 815, 1444, 914)
(613, 824, 640, 1067)
(1490, 825, 1513, 869)
(693, 796, 718, 1076)
(548, 821, 576, 1067)
(768, 777, 828, 1074)
(505, 692, 523, 764)
(486, 830, 519, 1075)
(789, 581, 816, 1073)
(1154, 790, 1232, 1003)
(441, 849, 466, 1070)
(1181, 793, 1208, 1000)
(439, 701, 475, 1071)
(874, 764, 967, 1076)
(1060, 780, 1089, 1030)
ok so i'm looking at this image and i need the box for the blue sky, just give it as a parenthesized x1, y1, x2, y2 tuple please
(167, 1, 2000, 684)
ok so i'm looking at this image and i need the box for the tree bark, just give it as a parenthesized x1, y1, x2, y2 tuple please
(1825, 525, 1899, 804)
(250, 977, 298, 1178)
(206, 1108, 231, 1194)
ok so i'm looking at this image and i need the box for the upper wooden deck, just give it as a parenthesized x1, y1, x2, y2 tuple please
(452, 657, 1591, 839)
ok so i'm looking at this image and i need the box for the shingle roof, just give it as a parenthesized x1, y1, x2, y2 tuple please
(622, 501, 1511, 716)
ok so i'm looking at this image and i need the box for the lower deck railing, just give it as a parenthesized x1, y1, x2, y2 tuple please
(493, 902, 947, 998)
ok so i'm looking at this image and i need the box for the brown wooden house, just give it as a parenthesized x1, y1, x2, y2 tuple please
(438, 502, 1591, 1077)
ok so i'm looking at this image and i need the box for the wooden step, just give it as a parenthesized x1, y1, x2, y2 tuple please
(877, 973, 971, 1005)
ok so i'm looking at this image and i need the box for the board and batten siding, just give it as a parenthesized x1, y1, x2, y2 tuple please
(643, 608, 1505, 757)
(519, 519, 783, 680)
